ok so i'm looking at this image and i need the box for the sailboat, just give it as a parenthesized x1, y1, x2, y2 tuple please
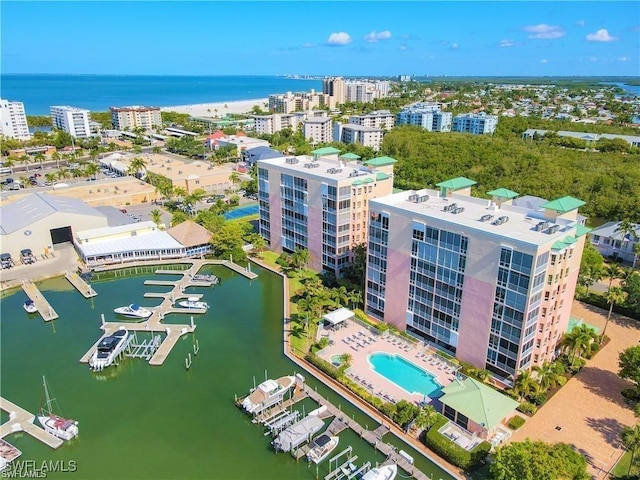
(37, 376, 78, 441)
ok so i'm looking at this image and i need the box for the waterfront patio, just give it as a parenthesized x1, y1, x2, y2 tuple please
(316, 319, 459, 405)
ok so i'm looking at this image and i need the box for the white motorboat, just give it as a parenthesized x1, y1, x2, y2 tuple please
(37, 376, 78, 441)
(361, 464, 398, 480)
(241, 376, 296, 414)
(113, 303, 152, 319)
(23, 299, 38, 313)
(307, 434, 339, 464)
(89, 329, 129, 371)
(177, 297, 208, 310)
(272, 415, 324, 453)
(192, 274, 220, 285)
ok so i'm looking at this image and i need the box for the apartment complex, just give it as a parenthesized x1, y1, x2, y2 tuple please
(344, 80, 391, 103)
(110, 106, 162, 131)
(334, 123, 384, 151)
(253, 113, 306, 135)
(348, 110, 395, 130)
(0, 98, 30, 140)
(303, 117, 333, 144)
(396, 103, 452, 132)
(268, 90, 329, 114)
(322, 77, 346, 109)
(50, 106, 92, 138)
(365, 177, 589, 380)
(257, 148, 395, 276)
(452, 112, 498, 135)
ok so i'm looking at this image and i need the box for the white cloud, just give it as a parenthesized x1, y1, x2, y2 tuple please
(363, 30, 392, 43)
(450, 43, 459, 49)
(576, 20, 585, 27)
(499, 39, 516, 47)
(618, 56, 628, 62)
(326, 32, 352, 46)
(589, 56, 599, 62)
(524, 24, 566, 39)
(399, 45, 408, 51)
(302, 43, 316, 49)
(540, 58, 548, 64)
(586, 29, 618, 42)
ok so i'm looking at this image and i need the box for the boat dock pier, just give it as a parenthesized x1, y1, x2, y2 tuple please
(21, 281, 58, 321)
(65, 270, 97, 298)
(0, 397, 63, 449)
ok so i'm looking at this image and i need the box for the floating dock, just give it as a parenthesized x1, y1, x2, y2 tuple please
(21, 281, 58, 322)
(65, 270, 97, 298)
(0, 397, 63, 449)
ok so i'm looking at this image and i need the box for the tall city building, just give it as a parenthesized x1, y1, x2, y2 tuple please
(452, 112, 498, 135)
(257, 149, 396, 276)
(0, 98, 31, 140)
(110, 106, 162, 130)
(269, 91, 328, 114)
(334, 124, 384, 151)
(396, 103, 452, 132)
(252, 113, 306, 135)
(322, 77, 346, 108)
(348, 110, 395, 130)
(50, 106, 91, 138)
(365, 177, 589, 381)
(303, 117, 333, 144)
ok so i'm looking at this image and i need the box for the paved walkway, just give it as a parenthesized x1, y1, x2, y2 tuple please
(511, 300, 640, 479)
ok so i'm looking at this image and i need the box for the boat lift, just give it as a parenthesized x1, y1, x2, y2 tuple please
(125, 332, 162, 360)
(325, 447, 358, 480)
(265, 411, 300, 437)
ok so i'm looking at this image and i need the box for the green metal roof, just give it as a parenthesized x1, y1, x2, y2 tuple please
(363, 177, 375, 184)
(435, 177, 477, 190)
(363, 156, 398, 167)
(376, 172, 391, 181)
(352, 179, 364, 186)
(551, 235, 578, 251)
(540, 196, 586, 213)
(440, 377, 519, 430)
(487, 188, 519, 199)
(574, 224, 592, 237)
(312, 147, 341, 155)
(340, 152, 361, 160)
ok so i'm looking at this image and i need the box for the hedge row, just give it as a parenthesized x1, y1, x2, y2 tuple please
(423, 415, 491, 470)
(577, 292, 640, 321)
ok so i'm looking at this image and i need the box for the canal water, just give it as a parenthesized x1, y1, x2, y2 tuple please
(0, 264, 454, 479)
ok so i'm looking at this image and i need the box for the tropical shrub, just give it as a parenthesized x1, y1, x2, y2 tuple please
(516, 401, 538, 415)
(507, 416, 526, 430)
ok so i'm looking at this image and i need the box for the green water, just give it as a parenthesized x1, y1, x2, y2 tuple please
(0, 265, 455, 480)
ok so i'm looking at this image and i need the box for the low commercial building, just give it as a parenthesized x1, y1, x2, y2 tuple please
(206, 132, 271, 158)
(75, 221, 185, 266)
(334, 123, 384, 151)
(167, 221, 212, 257)
(110, 106, 162, 131)
(522, 129, 640, 147)
(0, 192, 108, 261)
(50, 106, 92, 138)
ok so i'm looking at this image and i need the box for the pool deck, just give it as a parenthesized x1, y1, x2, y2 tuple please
(317, 322, 457, 405)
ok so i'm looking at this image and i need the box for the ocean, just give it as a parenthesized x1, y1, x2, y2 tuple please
(0, 74, 322, 115)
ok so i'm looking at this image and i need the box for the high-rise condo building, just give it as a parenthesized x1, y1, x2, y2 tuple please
(365, 177, 589, 381)
(257, 149, 396, 276)
(252, 113, 306, 135)
(269, 91, 328, 114)
(349, 110, 395, 130)
(396, 103, 452, 132)
(322, 77, 346, 108)
(0, 98, 31, 140)
(50, 106, 91, 138)
(334, 123, 384, 151)
(110, 106, 162, 131)
(452, 112, 498, 135)
(303, 117, 333, 144)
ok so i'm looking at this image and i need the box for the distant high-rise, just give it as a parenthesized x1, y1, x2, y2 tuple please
(322, 77, 346, 108)
(0, 98, 30, 140)
(110, 106, 162, 131)
(50, 106, 91, 138)
(452, 112, 498, 135)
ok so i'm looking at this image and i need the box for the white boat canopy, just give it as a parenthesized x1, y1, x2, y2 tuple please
(322, 308, 354, 327)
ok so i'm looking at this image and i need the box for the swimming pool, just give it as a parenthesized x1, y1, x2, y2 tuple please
(224, 204, 259, 220)
(368, 352, 443, 397)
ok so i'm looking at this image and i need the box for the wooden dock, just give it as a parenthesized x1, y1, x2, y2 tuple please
(218, 260, 258, 280)
(0, 397, 63, 449)
(65, 270, 97, 298)
(21, 281, 58, 321)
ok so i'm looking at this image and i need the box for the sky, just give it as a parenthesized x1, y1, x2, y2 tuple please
(1, 1, 639, 76)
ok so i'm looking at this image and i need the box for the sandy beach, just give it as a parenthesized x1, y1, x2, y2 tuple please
(160, 98, 269, 117)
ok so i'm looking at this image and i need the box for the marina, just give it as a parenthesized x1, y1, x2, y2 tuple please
(20, 281, 58, 321)
(0, 397, 63, 450)
(64, 270, 97, 298)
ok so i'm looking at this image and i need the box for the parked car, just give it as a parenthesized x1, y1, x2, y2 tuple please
(1, 178, 14, 185)
(20, 248, 36, 264)
(0, 253, 14, 269)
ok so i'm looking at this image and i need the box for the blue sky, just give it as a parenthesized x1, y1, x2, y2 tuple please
(2, 1, 639, 76)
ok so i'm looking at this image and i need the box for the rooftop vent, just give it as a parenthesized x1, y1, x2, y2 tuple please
(492, 216, 510, 226)
(545, 224, 560, 234)
(534, 221, 551, 232)
(451, 207, 465, 214)
(304, 163, 313, 168)
(480, 214, 494, 222)
(443, 202, 458, 212)
(418, 195, 429, 203)
(285, 157, 299, 164)
(408, 194, 419, 202)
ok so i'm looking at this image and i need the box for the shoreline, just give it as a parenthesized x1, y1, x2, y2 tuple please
(160, 98, 268, 117)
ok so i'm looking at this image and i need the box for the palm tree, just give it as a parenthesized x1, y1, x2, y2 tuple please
(604, 263, 623, 289)
(150, 209, 163, 226)
(580, 265, 603, 295)
(615, 220, 638, 262)
(533, 361, 566, 391)
(173, 186, 188, 204)
(331, 286, 348, 307)
(291, 248, 310, 272)
(45, 172, 57, 184)
(561, 324, 597, 365)
(152, 145, 161, 154)
(621, 424, 640, 476)
(56, 168, 71, 181)
(19, 154, 30, 172)
(513, 370, 540, 401)
(127, 157, 147, 178)
(51, 151, 62, 168)
(414, 405, 438, 431)
(602, 286, 627, 341)
(229, 171, 240, 190)
(34, 152, 46, 169)
(184, 188, 206, 209)
(84, 163, 100, 179)
(2, 157, 16, 174)
(347, 290, 362, 310)
(339, 353, 352, 368)
(250, 234, 266, 257)
(634, 242, 640, 271)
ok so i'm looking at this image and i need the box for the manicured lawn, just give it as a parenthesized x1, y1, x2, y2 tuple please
(612, 449, 639, 479)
